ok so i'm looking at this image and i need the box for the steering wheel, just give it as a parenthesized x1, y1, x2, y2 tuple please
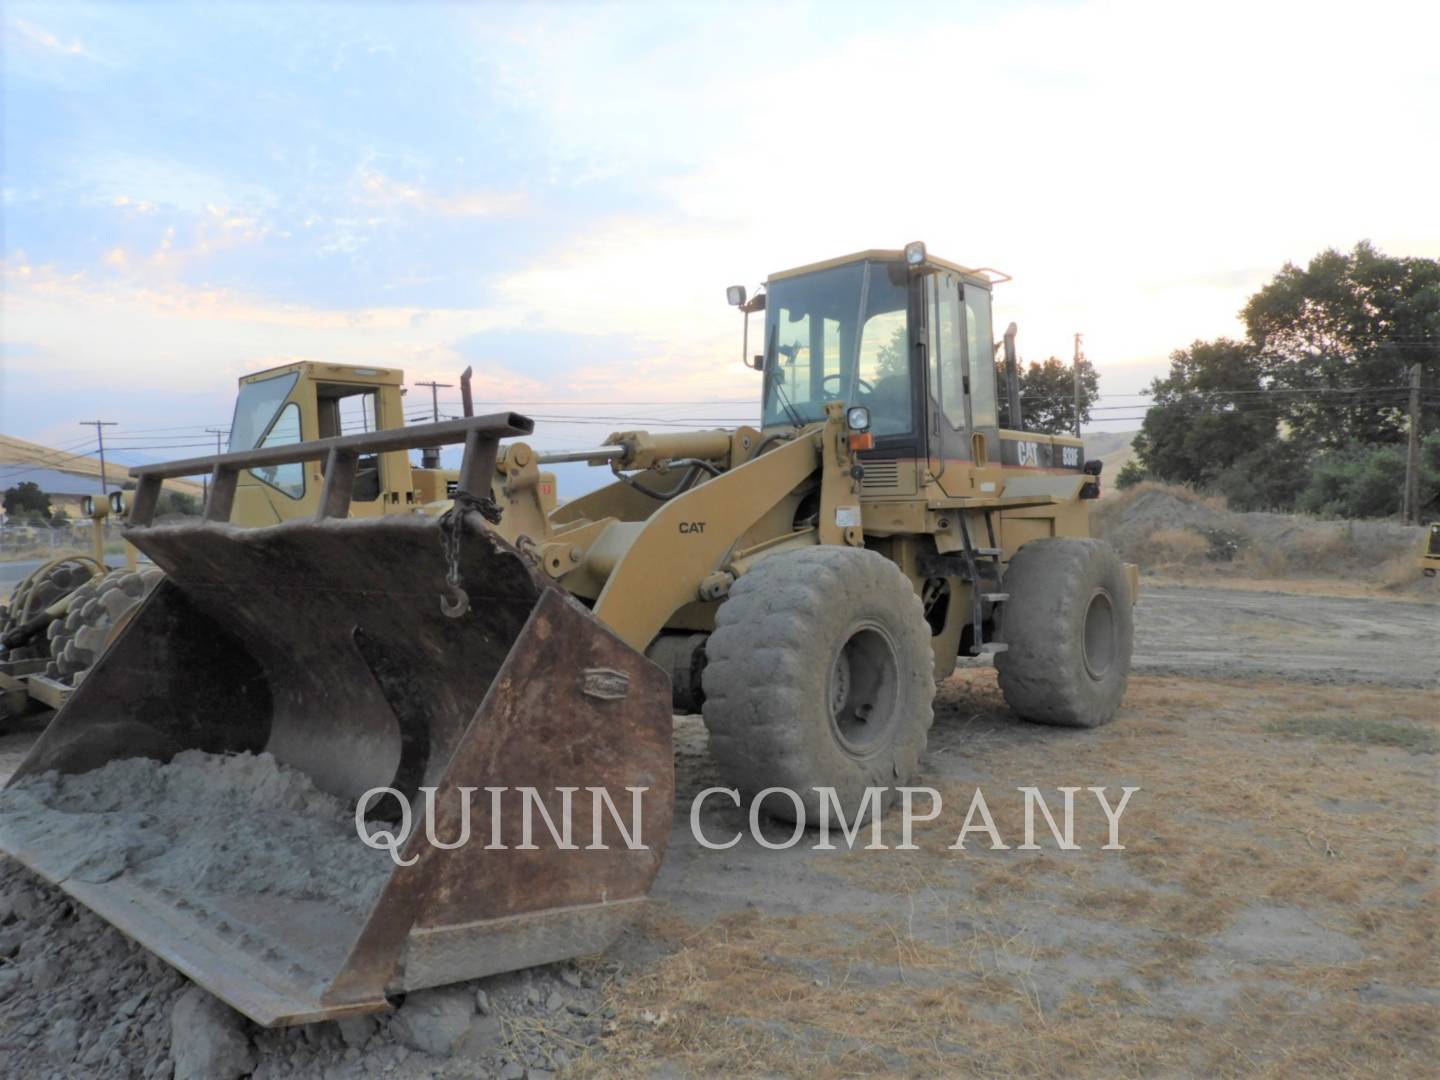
(822, 374, 874, 396)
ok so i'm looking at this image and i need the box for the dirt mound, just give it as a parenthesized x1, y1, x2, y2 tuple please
(1092, 483, 1429, 590)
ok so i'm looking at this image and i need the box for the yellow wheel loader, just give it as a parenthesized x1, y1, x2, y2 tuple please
(0, 243, 1134, 1027)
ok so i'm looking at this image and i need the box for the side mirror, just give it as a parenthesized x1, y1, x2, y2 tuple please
(726, 285, 746, 307)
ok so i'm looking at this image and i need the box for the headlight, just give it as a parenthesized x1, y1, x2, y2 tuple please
(109, 491, 127, 515)
(904, 241, 927, 267)
(80, 496, 96, 517)
(846, 405, 871, 432)
(726, 285, 747, 307)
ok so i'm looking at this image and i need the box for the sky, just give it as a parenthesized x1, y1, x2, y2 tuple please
(3, 0, 1438, 493)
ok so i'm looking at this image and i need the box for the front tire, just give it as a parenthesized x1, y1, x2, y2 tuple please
(702, 546, 935, 823)
(995, 538, 1132, 728)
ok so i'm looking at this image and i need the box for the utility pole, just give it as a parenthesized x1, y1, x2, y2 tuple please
(1072, 333, 1085, 439)
(415, 380, 452, 423)
(79, 420, 117, 494)
(1404, 362, 1422, 525)
(415, 380, 452, 470)
(203, 428, 228, 503)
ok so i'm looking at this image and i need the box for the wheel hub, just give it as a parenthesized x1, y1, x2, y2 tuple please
(827, 622, 901, 756)
(1082, 588, 1116, 679)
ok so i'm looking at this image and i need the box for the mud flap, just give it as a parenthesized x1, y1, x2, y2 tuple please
(0, 514, 674, 1026)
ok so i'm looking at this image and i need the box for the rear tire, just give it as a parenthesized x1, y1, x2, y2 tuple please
(702, 546, 934, 823)
(995, 538, 1132, 728)
(0, 559, 97, 661)
(45, 567, 163, 684)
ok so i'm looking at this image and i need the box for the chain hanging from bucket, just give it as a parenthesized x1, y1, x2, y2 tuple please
(438, 490, 503, 618)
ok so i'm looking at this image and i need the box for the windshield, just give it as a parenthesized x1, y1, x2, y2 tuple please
(229, 371, 300, 451)
(761, 260, 913, 435)
(229, 370, 306, 499)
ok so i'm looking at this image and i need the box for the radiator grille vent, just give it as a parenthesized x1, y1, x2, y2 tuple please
(861, 459, 901, 490)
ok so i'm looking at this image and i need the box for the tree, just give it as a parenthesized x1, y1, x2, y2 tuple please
(1243, 241, 1440, 448)
(3, 482, 52, 521)
(998, 356, 1100, 434)
(1114, 460, 1147, 489)
(1131, 338, 1279, 488)
(157, 491, 201, 516)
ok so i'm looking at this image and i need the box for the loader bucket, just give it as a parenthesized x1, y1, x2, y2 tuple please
(0, 513, 674, 1026)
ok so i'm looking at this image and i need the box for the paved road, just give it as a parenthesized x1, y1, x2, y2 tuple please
(1, 556, 138, 591)
(1, 558, 60, 588)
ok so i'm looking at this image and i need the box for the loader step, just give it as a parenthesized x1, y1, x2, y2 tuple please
(981, 592, 1010, 602)
(973, 547, 1003, 557)
(973, 642, 1009, 655)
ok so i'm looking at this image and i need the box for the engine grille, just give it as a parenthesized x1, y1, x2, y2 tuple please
(861, 459, 901, 491)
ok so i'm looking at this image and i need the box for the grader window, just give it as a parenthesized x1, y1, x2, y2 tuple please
(229, 371, 300, 454)
(250, 403, 305, 499)
(316, 385, 382, 501)
(230, 371, 305, 500)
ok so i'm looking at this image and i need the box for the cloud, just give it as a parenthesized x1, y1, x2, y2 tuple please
(355, 167, 528, 219)
(10, 18, 90, 58)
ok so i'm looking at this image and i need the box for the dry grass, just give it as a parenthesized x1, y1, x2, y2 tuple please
(1092, 481, 1430, 595)
(1097, 480, 1230, 516)
(573, 672, 1439, 1077)
(1134, 526, 1210, 568)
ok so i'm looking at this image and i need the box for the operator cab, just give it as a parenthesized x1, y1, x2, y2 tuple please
(750, 245, 1005, 471)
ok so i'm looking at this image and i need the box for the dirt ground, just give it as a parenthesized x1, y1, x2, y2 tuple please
(588, 582, 1438, 1076)
(1, 580, 1437, 1077)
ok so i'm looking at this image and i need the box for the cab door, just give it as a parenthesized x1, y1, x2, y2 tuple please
(924, 272, 971, 498)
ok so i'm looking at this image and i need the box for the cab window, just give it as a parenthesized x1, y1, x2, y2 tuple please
(965, 284, 998, 429)
(250, 403, 305, 499)
(762, 260, 912, 436)
(927, 274, 967, 430)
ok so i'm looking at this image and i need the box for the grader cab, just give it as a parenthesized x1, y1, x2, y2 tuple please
(0, 244, 1134, 1026)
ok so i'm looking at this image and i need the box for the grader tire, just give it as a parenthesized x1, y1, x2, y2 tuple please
(995, 538, 1132, 728)
(702, 546, 935, 823)
(0, 559, 96, 662)
(45, 567, 163, 684)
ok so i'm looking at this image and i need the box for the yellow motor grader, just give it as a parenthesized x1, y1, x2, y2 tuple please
(0, 243, 1133, 1027)
(0, 362, 557, 711)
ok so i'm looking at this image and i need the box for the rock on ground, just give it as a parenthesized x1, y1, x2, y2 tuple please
(170, 986, 257, 1080)
(391, 985, 476, 1057)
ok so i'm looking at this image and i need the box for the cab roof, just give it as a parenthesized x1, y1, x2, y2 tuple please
(239, 361, 404, 387)
(767, 248, 1008, 289)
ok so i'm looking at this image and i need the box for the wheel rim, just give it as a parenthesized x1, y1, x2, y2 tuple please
(827, 621, 901, 755)
(1082, 588, 1116, 679)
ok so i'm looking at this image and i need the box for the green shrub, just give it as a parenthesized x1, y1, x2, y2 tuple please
(1114, 460, 1147, 489)
(1297, 444, 1410, 519)
(1210, 442, 1312, 512)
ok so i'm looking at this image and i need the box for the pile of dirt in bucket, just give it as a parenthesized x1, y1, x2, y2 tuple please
(0, 752, 615, 1079)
